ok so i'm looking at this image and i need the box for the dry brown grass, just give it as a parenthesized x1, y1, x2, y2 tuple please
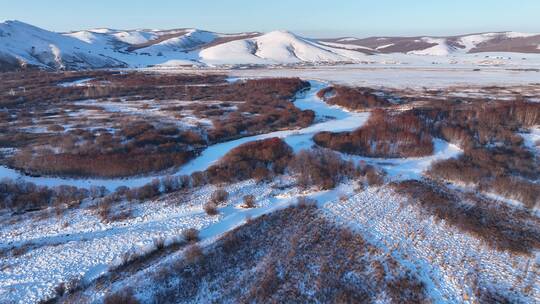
(393, 180, 540, 255)
(181, 228, 200, 243)
(146, 205, 428, 303)
(242, 195, 256, 208)
(103, 288, 140, 304)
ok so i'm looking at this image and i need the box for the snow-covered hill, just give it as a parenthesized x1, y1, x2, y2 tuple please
(200, 30, 359, 64)
(0, 20, 126, 70)
(1, 20, 539, 70)
(324, 31, 540, 56)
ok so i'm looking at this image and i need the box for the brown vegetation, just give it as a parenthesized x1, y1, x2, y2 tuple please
(315, 109, 434, 158)
(0, 179, 89, 212)
(210, 189, 229, 205)
(242, 195, 256, 208)
(203, 202, 219, 216)
(362, 163, 386, 186)
(207, 78, 314, 142)
(182, 228, 200, 243)
(422, 99, 540, 207)
(206, 138, 293, 184)
(9, 123, 198, 178)
(1, 71, 314, 178)
(288, 148, 357, 189)
(103, 288, 140, 304)
(145, 205, 428, 303)
(317, 85, 392, 110)
(393, 180, 540, 255)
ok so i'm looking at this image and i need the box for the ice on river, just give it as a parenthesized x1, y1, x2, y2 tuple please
(0, 80, 461, 190)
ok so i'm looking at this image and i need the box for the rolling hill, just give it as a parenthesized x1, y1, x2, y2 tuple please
(1, 20, 539, 70)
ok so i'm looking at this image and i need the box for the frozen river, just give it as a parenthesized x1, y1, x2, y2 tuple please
(0, 81, 371, 190)
(0, 80, 463, 190)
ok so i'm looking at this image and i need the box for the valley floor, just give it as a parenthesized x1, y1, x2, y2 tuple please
(3, 178, 537, 303)
(0, 70, 539, 303)
(152, 64, 540, 91)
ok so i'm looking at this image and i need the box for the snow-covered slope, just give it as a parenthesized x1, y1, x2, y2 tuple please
(408, 37, 457, 56)
(417, 32, 540, 55)
(1, 20, 539, 70)
(65, 29, 159, 47)
(112, 30, 158, 45)
(200, 30, 352, 65)
(0, 20, 126, 70)
(137, 29, 217, 55)
(329, 32, 540, 56)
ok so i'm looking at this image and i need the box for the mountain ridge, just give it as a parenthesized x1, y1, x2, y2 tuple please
(1, 20, 539, 70)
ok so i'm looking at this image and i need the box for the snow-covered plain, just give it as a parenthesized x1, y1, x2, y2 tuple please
(323, 185, 540, 303)
(0, 179, 299, 303)
(0, 78, 474, 303)
(1, 64, 538, 303)
(223, 64, 540, 89)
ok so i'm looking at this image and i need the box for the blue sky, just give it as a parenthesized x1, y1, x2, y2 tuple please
(1, 0, 540, 37)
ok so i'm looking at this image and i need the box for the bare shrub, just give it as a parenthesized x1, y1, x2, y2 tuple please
(296, 197, 318, 208)
(153, 237, 166, 251)
(364, 165, 385, 186)
(190, 171, 207, 188)
(184, 244, 204, 264)
(47, 124, 65, 132)
(314, 109, 434, 158)
(182, 228, 200, 243)
(0, 178, 89, 213)
(103, 287, 140, 304)
(288, 148, 356, 190)
(488, 176, 539, 209)
(242, 194, 256, 208)
(206, 138, 293, 184)
(53, 282, 66, 297)
(210, 189, 229, 205)
(89, 186, 108, 199)
(203, 202, 219, 216)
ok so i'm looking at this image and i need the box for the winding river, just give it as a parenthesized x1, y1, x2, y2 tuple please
(0, 80, 462, 190)
(0, 81, 371, 191)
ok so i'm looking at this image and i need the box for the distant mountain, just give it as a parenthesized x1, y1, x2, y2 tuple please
(0, 20, 126, 71)
(320, 32, 540, 56)
(1, 20, 539, 71)
(199, 30, 365, 64)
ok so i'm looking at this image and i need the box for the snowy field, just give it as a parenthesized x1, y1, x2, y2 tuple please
(2, 18, 540, 303)
(1, 72, 538, 303)
(0, 79, 471, 303)
(6, 179, 535, 303)
(0, 179, 298, 303)
(225, 65, 540, 89)
(323, 185, 540, 303)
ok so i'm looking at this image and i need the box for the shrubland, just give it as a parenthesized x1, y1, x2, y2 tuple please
(317, 85, 392, 110)
(0, 71, 313, 178)
(143, 205, 428, 303)
(314, 109, 434, 158)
